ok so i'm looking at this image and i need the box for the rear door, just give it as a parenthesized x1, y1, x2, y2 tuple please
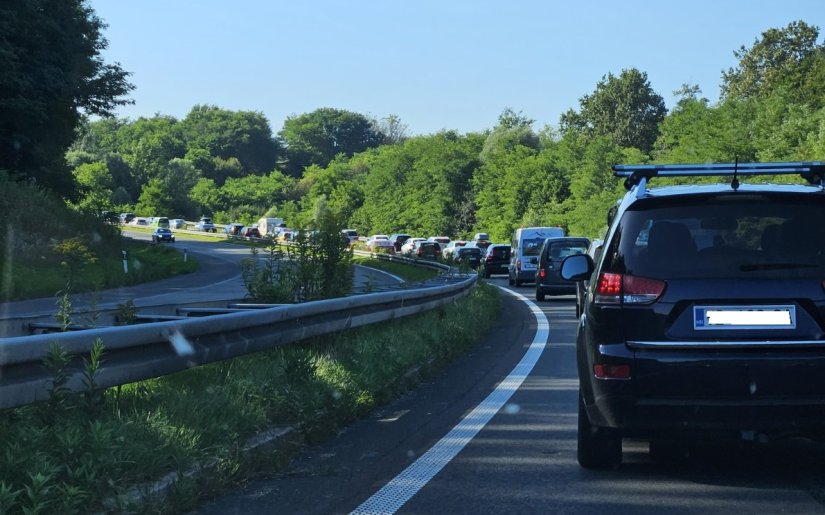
(600, 193, 825, 399)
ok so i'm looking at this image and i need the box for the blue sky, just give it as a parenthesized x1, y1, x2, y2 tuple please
(90, 0, 824, 136)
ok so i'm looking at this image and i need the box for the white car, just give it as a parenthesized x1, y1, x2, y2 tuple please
(400, 237, 426, 254)
(442, 240, 467, 259)
(366, 235, 394, 253)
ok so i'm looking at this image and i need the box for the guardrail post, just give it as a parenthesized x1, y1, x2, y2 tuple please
(184, 248, 188, 263)
(122, 250, 128, 273)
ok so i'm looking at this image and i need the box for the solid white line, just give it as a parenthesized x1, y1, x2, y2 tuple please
(350, 286, 550, 515)
(354, 264, 405, 283)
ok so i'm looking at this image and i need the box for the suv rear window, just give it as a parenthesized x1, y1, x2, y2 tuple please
(603, 193, 825, 280)
(490, 247, 510, 258)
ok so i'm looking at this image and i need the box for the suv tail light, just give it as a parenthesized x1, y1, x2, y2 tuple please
(594, 273, 665, 305)
(538, 269, 546, 279)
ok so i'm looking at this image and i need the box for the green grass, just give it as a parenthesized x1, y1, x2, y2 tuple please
(353, 256, 441, 282)
(3, 239, 198, 301)
(0, 282, 500, 514)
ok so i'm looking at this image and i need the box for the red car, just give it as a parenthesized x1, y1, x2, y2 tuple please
(240, 227, 261, 238)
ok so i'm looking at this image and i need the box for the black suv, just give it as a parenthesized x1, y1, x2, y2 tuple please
(561, 161, 825, 469)
(481, 244, 511, 278)
(534, 237, 589, 301)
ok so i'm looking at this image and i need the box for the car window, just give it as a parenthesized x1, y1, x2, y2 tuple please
(548, 243, 587, 260)
(522, 238, 545, 256)
(604, 194, 825, 279)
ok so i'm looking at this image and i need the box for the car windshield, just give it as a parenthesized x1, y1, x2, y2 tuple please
(605, 193, 825, 279)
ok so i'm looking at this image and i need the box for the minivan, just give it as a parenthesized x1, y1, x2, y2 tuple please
(508, 226, 565, 286)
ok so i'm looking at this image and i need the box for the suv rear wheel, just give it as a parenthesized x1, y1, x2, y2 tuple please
(577, 394, 622, 469)
(535, 289, 545, 301)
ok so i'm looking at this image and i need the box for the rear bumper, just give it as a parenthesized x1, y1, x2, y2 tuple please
(513, 269, 536, 282)
(582, 341, 825, 438)
(536, 282, 576, 295)
(484, 263, 509, 275)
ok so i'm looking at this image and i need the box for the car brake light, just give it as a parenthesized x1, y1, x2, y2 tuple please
(594, 273, 665, 305)
(516, 259, 522, 269)
(538, 269, 546, 279)
(594, 364, 631, 380)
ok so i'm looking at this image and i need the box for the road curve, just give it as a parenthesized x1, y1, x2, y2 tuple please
(0, 233, 401, 321)
(193, 277, 825, 515)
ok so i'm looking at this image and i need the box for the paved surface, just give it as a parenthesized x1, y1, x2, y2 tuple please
(0, 233, 402, 322)
(193, 278, 825, 515)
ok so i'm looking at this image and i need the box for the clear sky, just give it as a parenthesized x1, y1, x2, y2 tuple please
(89, 0, 825, 136)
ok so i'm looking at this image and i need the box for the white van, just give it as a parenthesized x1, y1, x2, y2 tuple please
(508, 226, 565, 286)
(257, 217, 285, 236)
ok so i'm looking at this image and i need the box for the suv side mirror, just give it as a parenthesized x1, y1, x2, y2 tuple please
(560, 254, 594, 281)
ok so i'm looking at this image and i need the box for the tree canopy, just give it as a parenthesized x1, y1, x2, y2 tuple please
(721, 20, 825, 107)
(279, 108, 386, 177)
(560, 68, 666, 153)
(0, 0, 133, 198)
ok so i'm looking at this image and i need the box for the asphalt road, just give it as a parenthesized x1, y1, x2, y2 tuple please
(0, 232, 402, 321)
(193, 278, 825, 515)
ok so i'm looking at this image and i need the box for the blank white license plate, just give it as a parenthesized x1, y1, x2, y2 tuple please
(693, 305, 796, 330)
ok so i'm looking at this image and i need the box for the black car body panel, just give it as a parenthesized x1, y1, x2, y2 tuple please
(482, 244, 511, 277)
(568, 162, 825, 467)
(454, 247, 482, 268)
(535, 237, 589, 297)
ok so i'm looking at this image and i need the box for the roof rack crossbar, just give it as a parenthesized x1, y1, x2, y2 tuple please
(613, 162, 825, 190)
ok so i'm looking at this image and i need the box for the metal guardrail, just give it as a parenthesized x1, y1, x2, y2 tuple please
(0, 273, 477, 410)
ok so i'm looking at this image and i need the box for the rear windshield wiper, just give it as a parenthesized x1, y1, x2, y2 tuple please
(740, 263, 819, 271)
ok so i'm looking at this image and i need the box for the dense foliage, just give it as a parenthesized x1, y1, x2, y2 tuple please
(62, 20, 821, 245)
(60, 20, 825, 244)
(0, 0, 133, 199)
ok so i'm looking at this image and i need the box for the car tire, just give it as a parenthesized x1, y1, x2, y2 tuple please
(577, 394, 622, 470)
(508, 275, 514, 286)
(536, 289, 545, 301)
(514, 278, 522, 287)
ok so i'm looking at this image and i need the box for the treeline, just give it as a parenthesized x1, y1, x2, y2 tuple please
(7, 12, 825, 246)
(69, 21, 825, 242)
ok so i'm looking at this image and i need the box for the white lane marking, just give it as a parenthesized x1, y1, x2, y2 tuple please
(354, 264, 405, 283)
(351, 286, 549, 515)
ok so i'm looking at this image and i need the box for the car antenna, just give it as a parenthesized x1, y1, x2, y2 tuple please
(731, 156, 740, 191)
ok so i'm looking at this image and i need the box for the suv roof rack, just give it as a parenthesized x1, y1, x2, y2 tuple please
(614, 161, 825, 191)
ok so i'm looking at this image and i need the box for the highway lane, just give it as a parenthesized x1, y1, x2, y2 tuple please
(193, 278, 825, 514)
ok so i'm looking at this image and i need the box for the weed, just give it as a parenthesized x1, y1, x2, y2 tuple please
(115, 299, 137, 325)
(0, 281, 499, 514)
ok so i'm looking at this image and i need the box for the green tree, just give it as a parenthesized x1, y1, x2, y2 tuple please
(352, 132, 482, 236)
(480, 108, 540, 162)
(279, 108, 385, 177)
(721, 20, 825, 107)
(560, 68, 666, 153)
(180, 105, 282, 180)
(0, 0, 133, 198)
(136, 158, 201, 216)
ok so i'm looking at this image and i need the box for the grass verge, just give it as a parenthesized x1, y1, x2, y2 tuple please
(5, 239, 198, 301)
(353, 256, 441, 282)
(0, 282, 500, 514)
